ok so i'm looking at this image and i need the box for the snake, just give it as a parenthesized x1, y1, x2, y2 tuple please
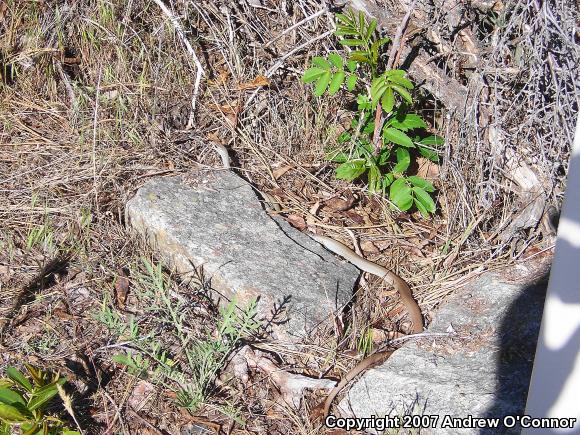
(309, 234, 424, 416)
(212, 143, 424, 415)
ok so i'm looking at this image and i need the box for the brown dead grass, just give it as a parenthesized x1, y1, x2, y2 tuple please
(0, 0, 571, 433)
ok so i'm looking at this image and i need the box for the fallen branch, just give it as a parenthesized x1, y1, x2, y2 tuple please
(228, 346, 336, 408)
(152, 0, 205, 130)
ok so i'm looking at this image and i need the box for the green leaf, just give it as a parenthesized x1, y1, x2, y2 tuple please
(418, 146, 440, 162)
(0, 403, 31, 423)
(28, 382, 61, 411)
(335, 28, 360, 36)
(386, 69, 406, 78)
(414, 197, 429, 217)
(346, 74, 357, 91)
(0, 421, 10, 435)
(0, 388, 26, 407)
(390, 179, 413, 211)
(376, 37, 391, 48)
(366, 19, 378, 40)
(393, 147, 410, 173)
(24, 365, 45, 387)
(387, 73, 414, 89)
(314, 71, 332, 97)
(302, 67, 326, 83)
(339, 38, 365, 46)
(6, 368, 32, 393)
(419, 135, 445, 146)
(413, 186, 436, 214)
(349, 52, 370, 64)
(328, 71, 345, 95)
(383, 127, 414, 148)
(0, 381, 11, 389)
(391, 84, 413, 104)
(62, 431, 82, 435)
(337, 131, 352, 144)
(312, 56, 331, 69)
(335, 13, 353, 26)
(356, 94, 371, 110)
(370, 77, 388, 105)
(389, 113, 427, 131)
(346, 60, 357, 72)
(368, 164, 381, 193)
(328, 53, 343, 69)
(383, 172, 395, 188)
(408, 176, 435, 192)
(335, 160, 367, 181)
(378, 148, 391, 166)
(328, 151, 348, 163)
(381, 87, 394, 112)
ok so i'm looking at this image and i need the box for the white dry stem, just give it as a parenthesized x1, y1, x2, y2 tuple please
(233, 346, 336, 408)
(264, 7, 328, 49)
(152, 0, 205, 130)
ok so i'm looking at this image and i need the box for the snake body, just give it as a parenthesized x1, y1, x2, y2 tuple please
(310, 234, 423, 416)
(211, 145, 423, 415)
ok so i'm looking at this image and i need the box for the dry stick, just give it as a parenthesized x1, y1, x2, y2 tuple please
(263, 6, 328, 48)
(92, 68, 101, 215)
(244, 29, 335, 109)
(371, 0, 418, 152)
(152, 0, 205, 130)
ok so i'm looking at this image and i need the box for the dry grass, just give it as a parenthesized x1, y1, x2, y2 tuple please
(0, 0, 575, 433)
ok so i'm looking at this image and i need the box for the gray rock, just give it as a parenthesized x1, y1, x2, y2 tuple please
(125, 171, 358, 342)
(338, 271, 547, 434)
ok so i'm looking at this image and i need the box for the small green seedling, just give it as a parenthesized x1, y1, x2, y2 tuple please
(303, 9, 444, 216)
(0, 365, 79, 435)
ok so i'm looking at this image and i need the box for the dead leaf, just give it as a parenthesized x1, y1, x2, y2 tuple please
(207, 132, 226, 145)
(238, 75, 270, 90)
(53, 306, 74, 320)
(323, 192, 356, 212)
(417, 157, 440, 180)
(361, 240, 380, 254)
(114, 268, 130, 309)
(212, 100, 241, 115)
(443, 251, 458, 268)
(128, 380, 156, 411)
(344, 210, 365, 224)
(272, 165, 293, 180)
(207, 69, 230, 87)
(286, 214, 307, 230)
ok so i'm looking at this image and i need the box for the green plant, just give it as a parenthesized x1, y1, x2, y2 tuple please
(0, 365, 79, 435)
(302, 9, 444, 216)
(98, 258, 261, 413)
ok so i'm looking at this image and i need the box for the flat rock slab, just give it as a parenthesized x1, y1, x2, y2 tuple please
(339, 269, 548, 434)
(126, 172, 358, 342)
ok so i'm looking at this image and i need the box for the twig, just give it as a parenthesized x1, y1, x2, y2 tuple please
(264, 7, 328, 48)
(265, 29, 334, 78)
(152, 0, 205, 130)
(386, 0, 418, 70)
(92, 68, 101, 215)
(244, 29, 334, 109)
